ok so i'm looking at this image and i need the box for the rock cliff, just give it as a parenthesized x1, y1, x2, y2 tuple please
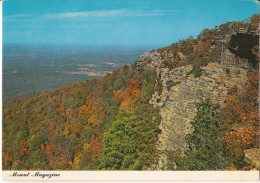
(135, 30, 257, 169)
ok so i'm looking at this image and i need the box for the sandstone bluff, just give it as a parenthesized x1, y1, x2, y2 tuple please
(135, 30, 259, 169)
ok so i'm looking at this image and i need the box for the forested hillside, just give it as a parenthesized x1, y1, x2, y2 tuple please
(3, 65, 161, 170)
(3, 14, 259, 170)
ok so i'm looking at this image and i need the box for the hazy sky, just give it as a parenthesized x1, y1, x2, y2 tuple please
(3, 0, 259, 46)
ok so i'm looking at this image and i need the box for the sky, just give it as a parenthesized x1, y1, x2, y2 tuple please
(3, 0, 259, 47)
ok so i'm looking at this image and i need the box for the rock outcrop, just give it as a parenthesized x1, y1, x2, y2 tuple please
(228, 31, 259, 67)
(135, 43, 251, 169)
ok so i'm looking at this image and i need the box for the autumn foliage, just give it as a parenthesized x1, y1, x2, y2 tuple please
(222, 70, 259, 168)
(2, 65, 159, 170)
(80, 95, 106, 127)
(113, 78, 141, 110)
(197, 40, 210, 56)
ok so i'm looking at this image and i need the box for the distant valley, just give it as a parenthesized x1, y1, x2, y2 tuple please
(3, 45, 154, 100)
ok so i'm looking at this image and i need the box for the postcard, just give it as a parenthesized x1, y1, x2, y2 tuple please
(1, 0, 259, 181)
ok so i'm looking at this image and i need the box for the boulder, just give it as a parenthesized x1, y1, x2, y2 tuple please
(244, 148, 259, 169)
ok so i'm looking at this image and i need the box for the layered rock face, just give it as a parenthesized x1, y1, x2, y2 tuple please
(137, 48, 249, 169)
(134, 22, 260, 169)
